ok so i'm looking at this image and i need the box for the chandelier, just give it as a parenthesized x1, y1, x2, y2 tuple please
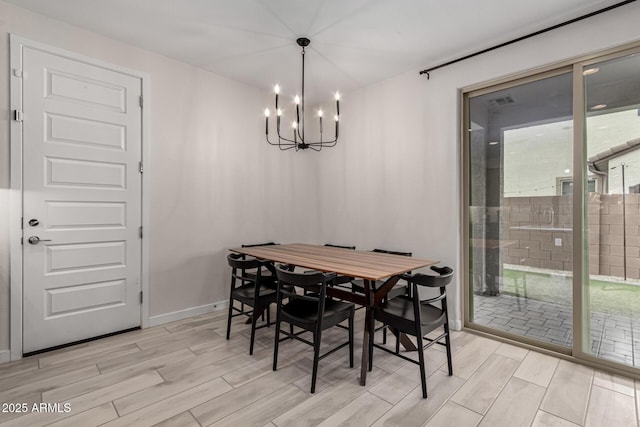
(264, 37, 340, 151)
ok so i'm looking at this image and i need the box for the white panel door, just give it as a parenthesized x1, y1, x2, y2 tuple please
(22, 47, 142, 353)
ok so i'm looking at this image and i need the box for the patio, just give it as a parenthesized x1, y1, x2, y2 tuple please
(472, 268, 640, 367)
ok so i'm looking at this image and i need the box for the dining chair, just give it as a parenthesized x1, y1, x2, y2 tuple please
(351, 248, 413, 341)
(273, 265, 355, 393)
(369, 266, 454, 398)
(241, 241, 279, 281)
(226, 253, 279, 355)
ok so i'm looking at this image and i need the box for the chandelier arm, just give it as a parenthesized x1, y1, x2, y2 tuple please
(266, 134, 297, 149)
(306, 138, 337, 147)
(275, 129, 300, 145)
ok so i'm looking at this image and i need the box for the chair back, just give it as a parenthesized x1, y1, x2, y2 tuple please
(275, 265, 336, 297)
(409, 267, 454, 322)
(412, 267, 454, 289)
(241, 242, 278, 248)
(372, 248, 412, 257)
(228, 252, 262, 272)
(325, 243, 356, 250)
(227, 253, 267, 297)
(275, 265, 336, 315)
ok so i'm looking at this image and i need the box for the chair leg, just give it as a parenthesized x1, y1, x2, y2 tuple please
(311, 329, 322, 393)
(267, 305, 271, 326)
(349, 310, 354, 368)
(415, 332, 428, 399)
(444, 323, 453, 376)
(249, 309, 259, 355)
(395, 329, 400, 354)
(226, 300, 234, 340)
(368, 313, 375, 372)
(273, 320, 281, 371)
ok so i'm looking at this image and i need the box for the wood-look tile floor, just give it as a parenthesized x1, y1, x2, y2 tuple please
(0, 309, 638, 427)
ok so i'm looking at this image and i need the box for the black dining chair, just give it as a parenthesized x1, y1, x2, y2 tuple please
(241, 242, 279, 282)
(226, 253, 279, 355)
(273, 265, 355, 393)
(351, 248, 413, 341)
(369, 266, 454, 398)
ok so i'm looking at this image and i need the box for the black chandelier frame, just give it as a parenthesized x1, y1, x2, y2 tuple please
(265, 37, 340, 151)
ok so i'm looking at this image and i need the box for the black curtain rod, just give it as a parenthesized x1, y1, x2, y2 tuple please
(419, 0, 637, 79)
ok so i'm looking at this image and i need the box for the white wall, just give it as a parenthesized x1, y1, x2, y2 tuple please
(2, 0, 640, 355)
(0, 1, 320, 353)
(314, 1, 640, 327)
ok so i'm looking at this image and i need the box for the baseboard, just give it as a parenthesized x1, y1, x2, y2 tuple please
(148, 300, 229, 327)
(0, 350, 11, 364)
(452, 319, 462, 331)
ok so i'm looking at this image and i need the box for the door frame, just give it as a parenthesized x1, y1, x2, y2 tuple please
(9, 35, 151, 361)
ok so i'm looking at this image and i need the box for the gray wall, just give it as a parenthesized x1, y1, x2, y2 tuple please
(0, 1, 321, 357)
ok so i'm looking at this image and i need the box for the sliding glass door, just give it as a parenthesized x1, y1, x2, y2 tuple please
(583, 52, 640, 367)
(465, 44, 640, 370)
(467, 71, 574, 349)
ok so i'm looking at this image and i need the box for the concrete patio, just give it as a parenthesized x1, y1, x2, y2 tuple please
(473, 292, 640, 366)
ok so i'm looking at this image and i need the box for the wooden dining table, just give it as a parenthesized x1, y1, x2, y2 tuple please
(229, 243, 438, 386)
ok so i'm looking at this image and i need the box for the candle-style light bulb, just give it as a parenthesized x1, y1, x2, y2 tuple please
(276, 108, 281, 132)
(274, 84, 280, 94)
(318, 110, 323, 117)
(318, 110, 323, 133)
(334, 114, 339, 121)
(334, 92, 340, 101)
(292, 121, 297, 143)
(264, 109, 270, 135)
(264, 108, 270, 117)
(294, 95, 301, 105)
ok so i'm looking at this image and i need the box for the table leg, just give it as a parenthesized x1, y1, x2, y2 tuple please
(360, 279, 373, 386)
(394, 331, 418, 351)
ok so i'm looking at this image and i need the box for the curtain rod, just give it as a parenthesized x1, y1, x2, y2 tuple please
(419, 0, 636, 79)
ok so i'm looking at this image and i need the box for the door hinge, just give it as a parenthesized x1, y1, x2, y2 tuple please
(139, 95, 143, 108)
(138, 161, 144, 173)
(13, 110, 23, 122)
(139, 291, 143, 304)
(139, 226, 143, 238)
(13, 68, 23, 78)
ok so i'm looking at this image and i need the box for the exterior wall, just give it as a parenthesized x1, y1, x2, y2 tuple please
(502, 196, 573, 271)
(597, 194, 640, 279)
(503, 194, 640, 279)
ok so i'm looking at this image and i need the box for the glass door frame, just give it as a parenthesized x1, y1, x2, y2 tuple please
(461, 42, 640, 377)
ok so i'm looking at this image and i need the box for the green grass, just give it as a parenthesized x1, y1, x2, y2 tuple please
(500, 269, 640, 316)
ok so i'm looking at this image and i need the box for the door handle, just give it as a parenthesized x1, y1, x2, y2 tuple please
(27, 236, 52, 245)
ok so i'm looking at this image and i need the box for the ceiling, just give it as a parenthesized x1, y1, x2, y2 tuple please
(7, 0, 628, 104)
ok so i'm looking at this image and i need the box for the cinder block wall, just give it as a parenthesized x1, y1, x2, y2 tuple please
(501, 194, 640, 280)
